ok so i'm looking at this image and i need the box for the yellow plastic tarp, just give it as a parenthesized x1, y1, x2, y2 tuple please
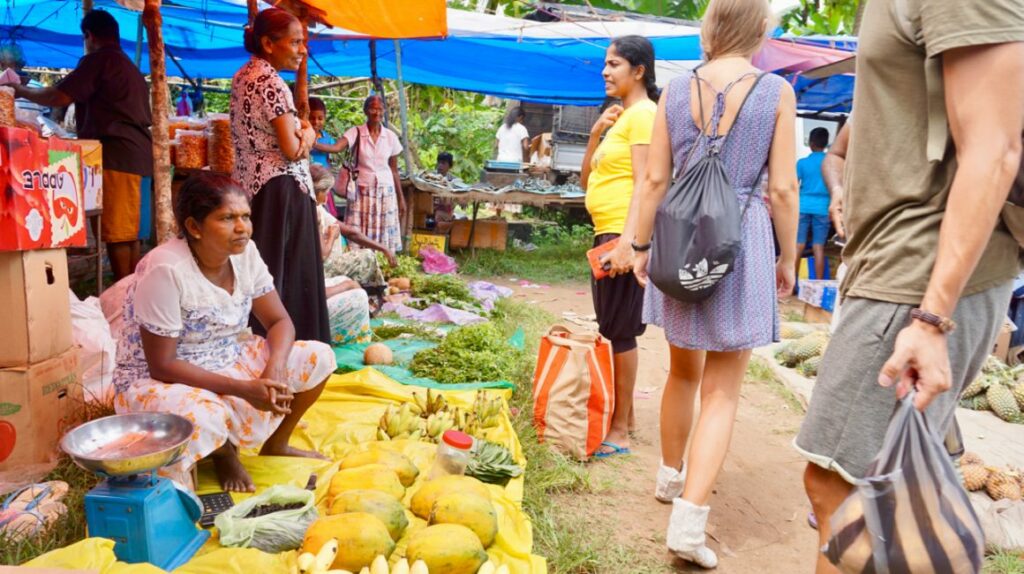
(26, 369, 545, 573)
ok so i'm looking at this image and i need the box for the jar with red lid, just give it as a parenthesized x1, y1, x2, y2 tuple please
(428, 430, 474, 479)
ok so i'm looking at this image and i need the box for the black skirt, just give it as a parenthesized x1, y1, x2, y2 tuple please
(250, 175, 331, 344)
(591, 233, 646, 354)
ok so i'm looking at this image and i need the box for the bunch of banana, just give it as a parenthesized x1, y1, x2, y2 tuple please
(471, 391, 504, 430)
(477, 561, 510, 574)
(425, 410, 457, 442)
(411, 389, 449, 418)
(295, 539, 350, 574)
(357, 556, 423, 574)
(377, 403, 423, 441)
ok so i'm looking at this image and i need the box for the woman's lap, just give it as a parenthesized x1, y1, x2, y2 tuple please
(325, 285, 371, 346)
(114, 337, 336, 477)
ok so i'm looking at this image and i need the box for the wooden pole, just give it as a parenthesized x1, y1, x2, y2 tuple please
(143, 0, 175, 243)
(295, 15, 310, 121)
(247, 0, 258, 26)
(393, 40, 414, 174)
(83, 0, 93, 12)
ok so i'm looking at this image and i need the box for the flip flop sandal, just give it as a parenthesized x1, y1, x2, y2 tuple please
(593, 441, 631, 459)
(0, 501, 66, 543)
(2, 481, 69, 512)
(808, 511, 818, 530)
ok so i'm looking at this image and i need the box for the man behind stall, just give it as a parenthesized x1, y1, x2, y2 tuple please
(2, 10, 153, 281)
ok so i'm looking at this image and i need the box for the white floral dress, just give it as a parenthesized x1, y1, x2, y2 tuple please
(317, 205, 373, 346)
(112, 238, 335, 484)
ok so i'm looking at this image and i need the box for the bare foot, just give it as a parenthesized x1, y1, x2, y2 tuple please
(259, 443, 328, 460)
(211, 446, 255, 493)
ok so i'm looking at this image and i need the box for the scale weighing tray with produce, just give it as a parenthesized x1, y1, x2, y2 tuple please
(61, 413, 211, 571)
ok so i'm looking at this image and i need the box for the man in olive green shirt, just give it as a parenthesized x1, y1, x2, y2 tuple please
(794, 0, 1024, 571)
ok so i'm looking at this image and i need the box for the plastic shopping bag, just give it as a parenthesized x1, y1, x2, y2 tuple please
(825, 393, 985, 573)
(421, 244, 458, 275)
(214, 485, 318, 553)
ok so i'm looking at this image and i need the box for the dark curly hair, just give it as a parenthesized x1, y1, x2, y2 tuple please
(174, 173, 248, 238)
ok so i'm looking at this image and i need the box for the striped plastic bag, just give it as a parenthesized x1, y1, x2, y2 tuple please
(531, 325, 614, 460)
(826, 392, 985, 573)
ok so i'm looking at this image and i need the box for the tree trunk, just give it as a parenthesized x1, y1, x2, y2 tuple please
(83, 0, 93, 11)
(143, 0, 175, 243)
(247, 0, 257, 26)
(853, 0, 867, 34)
(295, 18, 309, 121)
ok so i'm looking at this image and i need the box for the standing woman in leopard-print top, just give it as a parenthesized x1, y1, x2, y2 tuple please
(230, 8, 330, 344)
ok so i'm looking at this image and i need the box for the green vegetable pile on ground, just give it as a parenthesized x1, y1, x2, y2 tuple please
(371, 320, 446, 343)
(409, 322, 524, 384)
(467, 440, 523, 486)
(378, 253, 423, 280)
(409, 274, 484, 313)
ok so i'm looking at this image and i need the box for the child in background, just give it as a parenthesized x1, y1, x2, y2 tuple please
(309, 97, 342, 215)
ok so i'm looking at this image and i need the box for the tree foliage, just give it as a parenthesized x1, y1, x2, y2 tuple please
(779, 0, 861, 36)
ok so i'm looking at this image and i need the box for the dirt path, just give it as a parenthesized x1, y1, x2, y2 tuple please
(504, 280, 817, 573)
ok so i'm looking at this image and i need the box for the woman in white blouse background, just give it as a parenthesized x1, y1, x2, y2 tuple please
(113, 173, 335, 493)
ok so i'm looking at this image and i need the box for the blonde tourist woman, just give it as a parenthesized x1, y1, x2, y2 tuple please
(630, 0, 798, 566)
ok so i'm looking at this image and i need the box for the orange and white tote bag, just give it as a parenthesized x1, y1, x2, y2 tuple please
(531, 325, 615, 460)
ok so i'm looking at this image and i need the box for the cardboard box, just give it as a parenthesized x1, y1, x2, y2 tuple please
(450, 219, 508, 251)
(0, 347, 82, 471)
(993, 317, 1016, 362)
(803, 302, 833, 324)
(0, 128, 87, 251)
(797, 279, 838, 312)
(76, 139, 102, 212)
(409, 232, 448, 257)
(0, 249, 73, 368)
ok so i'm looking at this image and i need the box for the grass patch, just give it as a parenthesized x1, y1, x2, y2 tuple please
(455, 224, 592, 284)
(986, 552, 1024, 574)
(747, 356, 804, 413)
(0, 458, 101, 566)
(492, 297, 673, 572)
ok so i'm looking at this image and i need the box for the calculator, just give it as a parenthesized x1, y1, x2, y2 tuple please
(198, 491, 234, 528)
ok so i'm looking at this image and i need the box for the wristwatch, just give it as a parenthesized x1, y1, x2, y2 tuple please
(910, 308, 956, 334)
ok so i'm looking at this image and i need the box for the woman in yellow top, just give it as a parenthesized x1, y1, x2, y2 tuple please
(581, 35, 658, 458)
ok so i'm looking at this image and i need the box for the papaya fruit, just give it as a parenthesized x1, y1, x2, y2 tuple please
(429, 492, 498, 547)
(410, 475, 490, 519)
(341, 448, 420, 487)
(302, 512, 395, 572)
(328, 464, 405, 502)
(406, 524, 488, 574)
(328, 489, 409, 541)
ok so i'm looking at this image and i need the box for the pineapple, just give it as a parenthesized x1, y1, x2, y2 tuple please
(982, 355, 1011, 376)
(960, 375, 990, 400)
(959, 395, 991, 411)
(788, 332, 829, 366)
(1013, 381, 1024, 410)
(960, 452, 985, 467)
(780, 322, 814, 340)
(986, 469, 1023, 501)
(986, 383, 1022, 422)
(775, 341, 799, 367)
(797, 356, 822, 378)
(961, 464, 989, 492)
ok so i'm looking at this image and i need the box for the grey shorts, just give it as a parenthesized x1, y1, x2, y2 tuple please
(794, 283, 1012, 482)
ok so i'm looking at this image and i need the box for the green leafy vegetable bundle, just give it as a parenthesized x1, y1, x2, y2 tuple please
(409, 322, 524, 384)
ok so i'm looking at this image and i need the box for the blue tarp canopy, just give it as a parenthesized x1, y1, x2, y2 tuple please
(1, 0, 855, 110)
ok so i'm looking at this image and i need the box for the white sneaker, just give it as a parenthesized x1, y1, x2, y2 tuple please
(655, 462, 686, 503)
(666, 498, 718, 569)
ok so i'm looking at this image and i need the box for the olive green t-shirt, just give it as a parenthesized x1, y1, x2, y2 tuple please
(841, 0, 1024, 305)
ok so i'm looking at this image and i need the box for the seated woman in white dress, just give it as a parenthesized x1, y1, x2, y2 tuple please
(113, 173, 335, 492)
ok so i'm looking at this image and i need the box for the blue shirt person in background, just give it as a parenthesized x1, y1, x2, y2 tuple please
(310, 97, 344, 216)
(794, 127, 832, 284)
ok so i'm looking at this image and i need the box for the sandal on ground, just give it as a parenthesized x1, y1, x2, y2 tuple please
(807, 511, 818, 530)
(0, 499, 67, 543)
(593, 441, 631, 459)
(2, 481, 70, 512)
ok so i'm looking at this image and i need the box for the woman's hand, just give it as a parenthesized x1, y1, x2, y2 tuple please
(632, 250, 650, 287)
(591, 105, 624, 138)
(775, 259, 796, 299)
(383, 250, 398, 268)
(603, 241, 634, 277)
(239, 378, 292, 414)
(297, 121, 317, 157)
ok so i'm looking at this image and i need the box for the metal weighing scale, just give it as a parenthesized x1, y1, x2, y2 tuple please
(61, 413, 211, 571)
